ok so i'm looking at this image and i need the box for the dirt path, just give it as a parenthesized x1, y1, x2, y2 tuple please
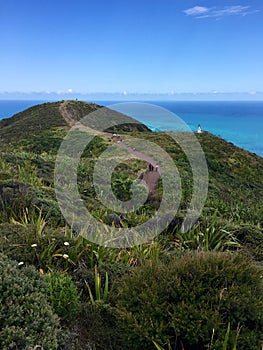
(118, 141, 161, 195)
(58, 101, 161, 195)
(142, 170, 160, 194)
(59, 101, 103, 135)
(59, 101, 76, 127)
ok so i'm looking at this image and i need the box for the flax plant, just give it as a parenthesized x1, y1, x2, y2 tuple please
(10, 207, 47, 237)
(85, 265, 114, 305)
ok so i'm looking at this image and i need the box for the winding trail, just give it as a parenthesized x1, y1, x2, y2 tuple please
(118, 141, 161, 195)
(59, 101, 161, 195)
(59, 101, 76, 127)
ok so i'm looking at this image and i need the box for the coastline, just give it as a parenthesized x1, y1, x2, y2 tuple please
(0, 99, 262, 158)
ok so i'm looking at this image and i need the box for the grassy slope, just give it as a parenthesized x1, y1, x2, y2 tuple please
(0, 100, 263, 225)
(0, 100, 150, 145)
(1, 101, 263, 349)
(0, 101, 66, 142)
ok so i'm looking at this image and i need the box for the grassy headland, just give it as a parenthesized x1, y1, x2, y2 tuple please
(0, 101, 263, 349)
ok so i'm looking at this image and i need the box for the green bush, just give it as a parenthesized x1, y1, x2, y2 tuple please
(0, 253, 59, 350)
(116, 252, 263, 350)
(81, 301, 123, 350)
(0, 180, 36, 221)
(0, 223, 37, 264)
(232, 223, 263, 262)
(47, 271, 81, 321)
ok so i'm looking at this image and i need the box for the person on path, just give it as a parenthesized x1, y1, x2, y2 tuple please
(148, 163, 153, 172)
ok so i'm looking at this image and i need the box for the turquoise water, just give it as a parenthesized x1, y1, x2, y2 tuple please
(99, 100, 263, 158)
(0, 100, 263, 157)
(160, 101, 263, 156)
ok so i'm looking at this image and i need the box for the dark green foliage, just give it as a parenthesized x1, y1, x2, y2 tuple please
(112, 177, 133, 202)
(34, 187, 65, 225)
(23, 129, 67, 154)
(0, 184, 63, 226)
(47, 271, 81, 321)
(81, 135, 109, 158)
(0, 223, 37, 264)
(0, 253, 59, 350)
(117, 252, 263, 350)
(232, 223, 263, 262)
(106, 122, 151, 133)
(0, 101, 65, 143)
(0, 180, 36, 220)
(82, 302, 123, 350)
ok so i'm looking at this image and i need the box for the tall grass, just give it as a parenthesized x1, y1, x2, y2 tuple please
(0, 157, 11, 173)
(177, 211, 240, 251)
(85, 265, 114, 305)
(16, 161, 43, 186)
(10, 207, 47, 237)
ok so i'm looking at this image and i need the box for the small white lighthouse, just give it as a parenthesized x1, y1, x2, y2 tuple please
(197, 124, 202, 133)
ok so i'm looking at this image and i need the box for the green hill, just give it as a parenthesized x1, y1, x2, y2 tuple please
(0, 100, 263, 349)
(0, 100, 262, 227)
(0, 100, 150, 145)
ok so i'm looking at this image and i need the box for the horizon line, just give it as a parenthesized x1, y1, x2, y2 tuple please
(0, 91, 263, 95)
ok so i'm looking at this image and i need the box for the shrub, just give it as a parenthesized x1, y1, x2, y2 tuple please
(0, 180, 36, 220)
(72, 260, 131, 303)
(81, 301, 123, 350)
(232, 223, 263, 262)
(0, 223, 37, 264)
(0, 253, 59, 350)
(116, 252, 263, 350)
(47, 271, 81, 321)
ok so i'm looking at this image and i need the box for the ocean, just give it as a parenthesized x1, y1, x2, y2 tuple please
(0, 100, 263, 158)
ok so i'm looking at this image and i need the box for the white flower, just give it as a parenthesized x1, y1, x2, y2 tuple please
(31, 244, 37, 247)
(63, 254, 69, 259)
(18, 261, 24, 266)
(64, 242, 70, 246)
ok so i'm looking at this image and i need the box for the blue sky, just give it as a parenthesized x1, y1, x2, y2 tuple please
(1, 0, 263, 98)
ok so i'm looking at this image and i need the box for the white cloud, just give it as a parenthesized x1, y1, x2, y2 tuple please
(68, 88, 73, 93)
(218, 5, 249, 15)
(183, 6, 209, 16)
(183, 5, 259, 19)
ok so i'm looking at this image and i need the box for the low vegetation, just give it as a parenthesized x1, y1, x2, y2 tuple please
(117, 252, 263, 350)
(0, 253, 60, 350)
(0, 101, 263, 349)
